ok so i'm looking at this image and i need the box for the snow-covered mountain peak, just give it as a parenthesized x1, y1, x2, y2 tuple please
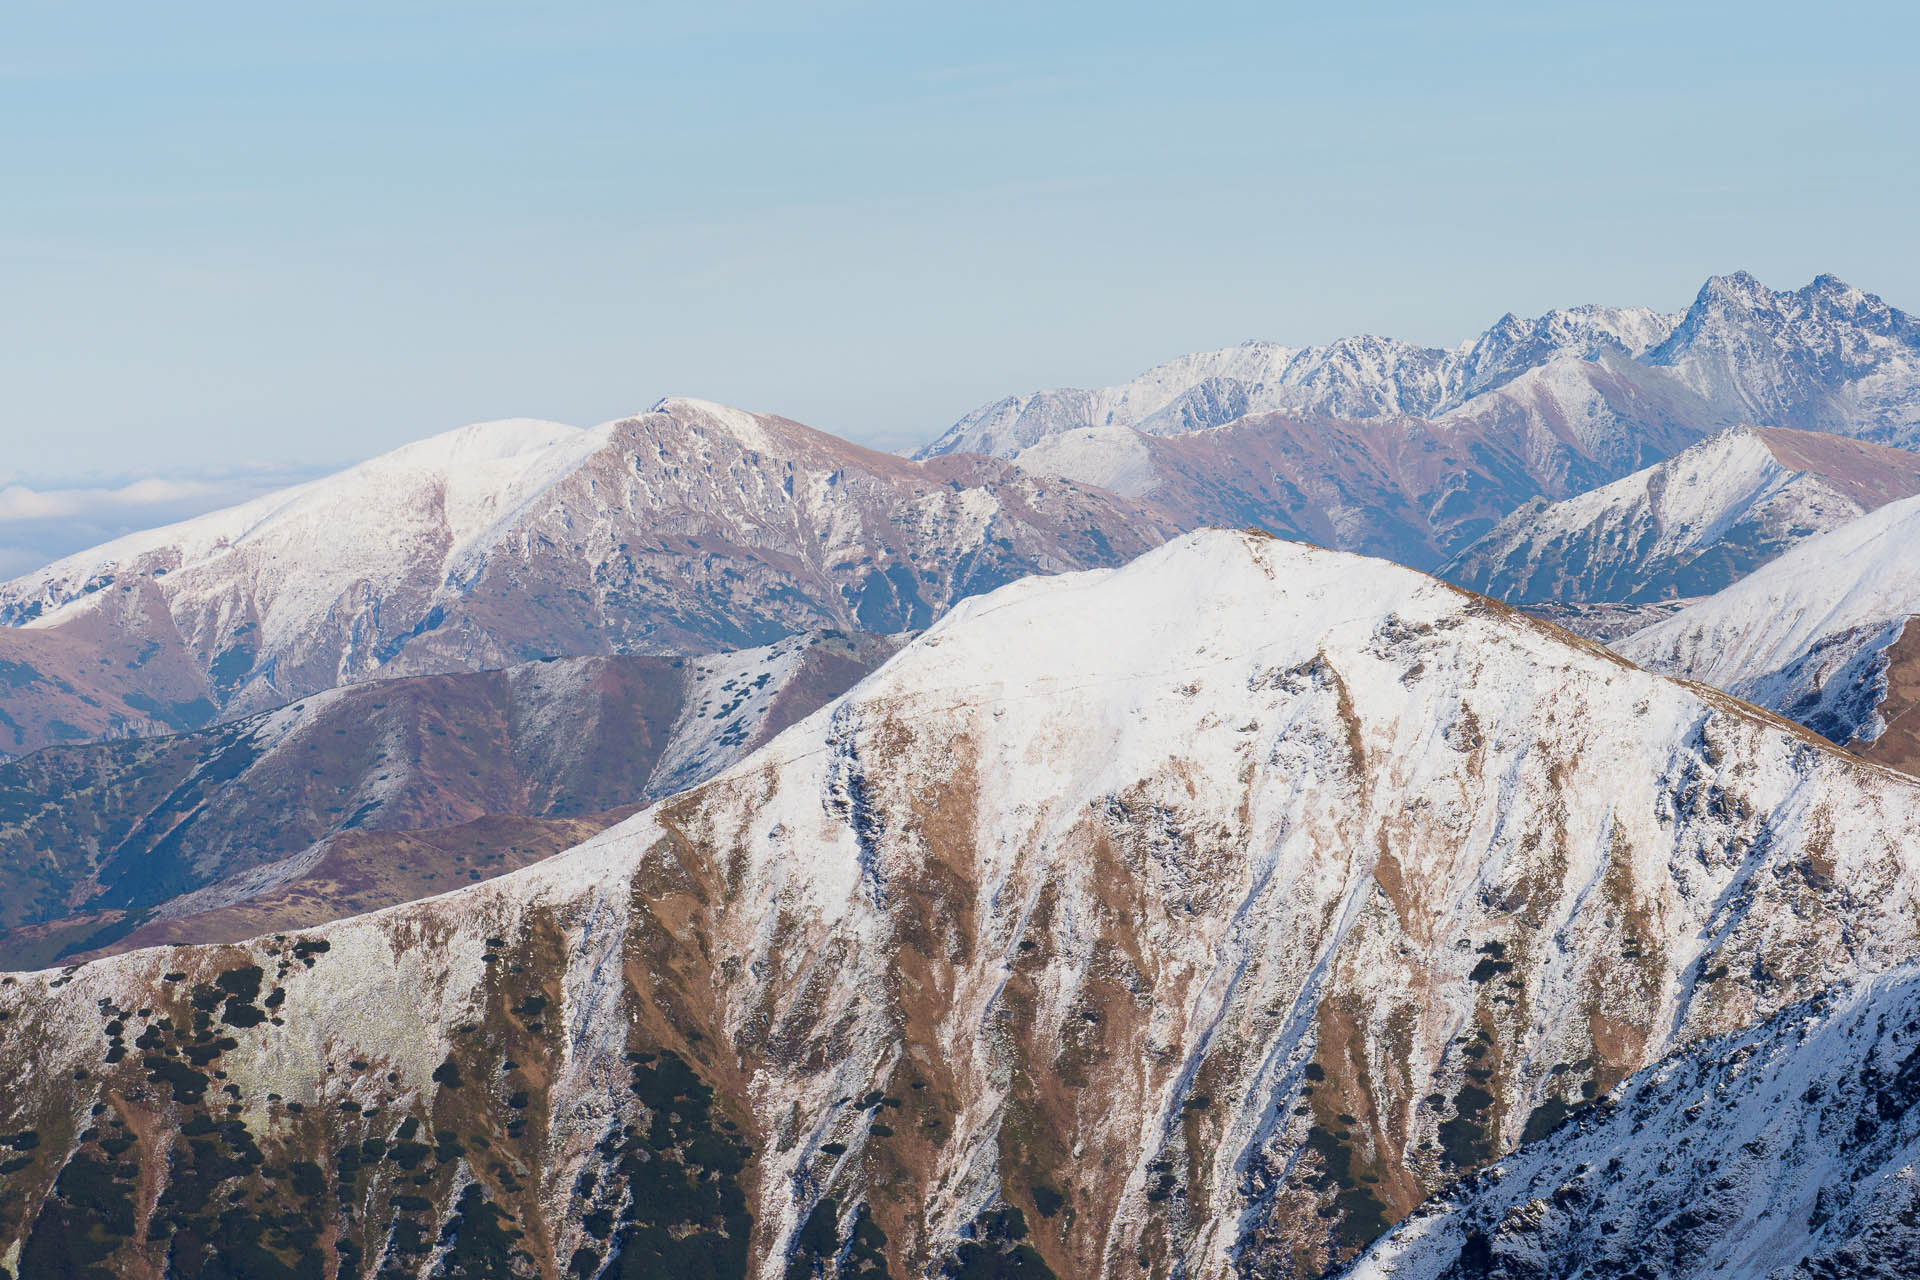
(8, 528, 1920, 1276)
(1616, 491, 1920, 758)
(647, 395, 777, 443)
(1439, 424, 1920, 606)
(0, 396, 1168, 744)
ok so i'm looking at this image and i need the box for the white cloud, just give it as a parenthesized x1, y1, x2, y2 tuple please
(0, 477, 230, 522)
(0, 465, 324, 579)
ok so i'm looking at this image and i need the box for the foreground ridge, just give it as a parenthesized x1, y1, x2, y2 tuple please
(1, 530, 1917, 1278)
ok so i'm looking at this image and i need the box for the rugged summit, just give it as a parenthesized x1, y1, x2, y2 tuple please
(1618, 491, 1920, 774)
(921, 275, 1920, 569)
(927, 274, 1920, 462)
(0, 398, 1166, 754)
(3, 531, 1918, 1278)
(1441, 425, 1920, 604)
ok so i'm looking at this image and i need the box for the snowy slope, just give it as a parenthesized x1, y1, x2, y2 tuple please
(3, 532, 1920, 1278)
(0, 397, 1167, 751)
(1442, 425, 1920, 603)
(1618, 492, 1920, 759)
(1348, 965, 1920, 1280)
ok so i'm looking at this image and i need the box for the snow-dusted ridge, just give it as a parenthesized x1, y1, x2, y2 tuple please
(0, 396, 1167, 752)
(921, 305, 1678, 459)
(1441, 425, 1920, 605)
(1346, 963, 1920, 1279)
(1618, 490, 1920, 755)
(925, 272, 1920, 461)
(4, 530, 1920, 1277)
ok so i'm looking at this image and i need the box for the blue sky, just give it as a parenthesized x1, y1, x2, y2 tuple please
(4, 0, 1916, 504)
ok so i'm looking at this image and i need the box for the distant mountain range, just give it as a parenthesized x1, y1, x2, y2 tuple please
(923, 274, 1920, 567)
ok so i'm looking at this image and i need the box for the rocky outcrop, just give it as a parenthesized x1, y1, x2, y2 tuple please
(1347, 965, 1920, 1279)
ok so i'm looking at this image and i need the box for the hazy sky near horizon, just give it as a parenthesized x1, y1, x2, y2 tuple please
(5, 0, 1917, 493)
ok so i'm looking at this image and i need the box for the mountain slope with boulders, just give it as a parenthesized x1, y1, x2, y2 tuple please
(1440, 425, 1920, 604)
(0, 630, 901, 969)
(0, 398, 1167, 755)
(1618, 492, 1920, 775)
(3, 531, 1919, 1279)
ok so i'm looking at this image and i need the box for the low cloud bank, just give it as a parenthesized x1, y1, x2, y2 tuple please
(0, 467, 324, 580)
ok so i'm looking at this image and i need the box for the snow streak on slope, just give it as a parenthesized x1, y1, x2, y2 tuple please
(3, 533, 1920, 1278)
(1348, 965, 1920, 1280)
(1618, 491, 1920, 752)
(1442, 426, 1920, 604)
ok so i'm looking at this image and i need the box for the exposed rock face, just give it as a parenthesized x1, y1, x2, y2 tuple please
(1347, 965, 1920, 1280)
(0, 398, 1167, 754)
(1617, 491, 1920, 771)
(1645, 271, 1920, 448)
(0, 631, 901, 968)
(1441, 426, 1920, 604)
(2, 532, 1918, 1279)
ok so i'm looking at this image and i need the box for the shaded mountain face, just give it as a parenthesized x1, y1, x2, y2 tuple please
(0, 398, 1167, 755)
(1441, 426, 1920, 604)
(3, 532, 1918, 1280)
(0, 630, 901, 969)
(1348, 966, 1920, 1280)
(1617, 492, 1920, 775)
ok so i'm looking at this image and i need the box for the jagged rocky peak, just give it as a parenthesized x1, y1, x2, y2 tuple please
(3, 530, 1919, 1277)
(926, 271, 1920, 465)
